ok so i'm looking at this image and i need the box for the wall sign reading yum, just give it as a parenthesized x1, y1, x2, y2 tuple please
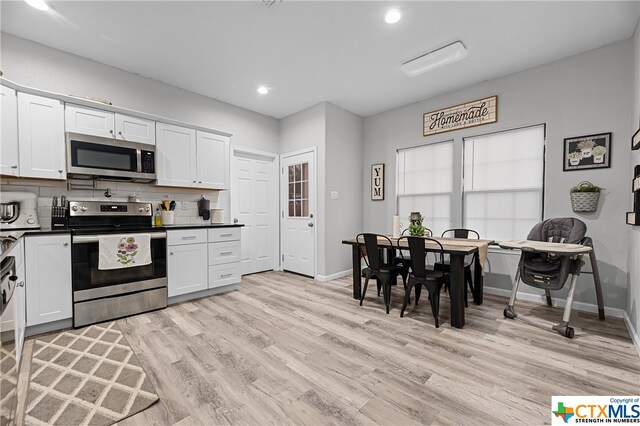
(423, 96, 498, 136)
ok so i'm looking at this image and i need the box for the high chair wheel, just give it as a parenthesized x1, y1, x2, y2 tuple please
(503, 306, 517, 320)
(565, 327, 575, 339)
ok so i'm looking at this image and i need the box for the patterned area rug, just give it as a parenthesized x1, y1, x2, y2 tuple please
(24, 322, 158, 426)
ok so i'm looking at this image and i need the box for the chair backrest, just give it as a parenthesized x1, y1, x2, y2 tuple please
(527, 218, 586, 244)
(397, 236, 446, 279)
(401, 227, 433, 237)
(441, 228, 480, 239)
(356, 233, 391, 270)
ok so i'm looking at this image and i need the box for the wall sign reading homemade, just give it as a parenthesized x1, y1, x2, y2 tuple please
(423, 96, 498, 137)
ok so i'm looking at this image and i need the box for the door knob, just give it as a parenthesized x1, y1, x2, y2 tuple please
(233, 218, 238, 224)
(308, 222, 314, 227)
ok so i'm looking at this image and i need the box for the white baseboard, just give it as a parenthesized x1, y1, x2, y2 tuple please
(623, 311, 640, 357)
(482, 286, 625, 318)
(315, 269, 352, 282)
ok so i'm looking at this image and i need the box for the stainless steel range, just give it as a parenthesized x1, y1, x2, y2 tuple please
(69, 201, 167, 328)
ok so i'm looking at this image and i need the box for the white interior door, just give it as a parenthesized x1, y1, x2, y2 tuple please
(231, 148, 278, 275)
(280, 150, 316, 277)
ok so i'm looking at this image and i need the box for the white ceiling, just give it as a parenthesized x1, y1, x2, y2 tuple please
(1, 1, 639, 119)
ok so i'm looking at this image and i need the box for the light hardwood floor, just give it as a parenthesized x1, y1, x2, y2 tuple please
(18, 271, 640, 425)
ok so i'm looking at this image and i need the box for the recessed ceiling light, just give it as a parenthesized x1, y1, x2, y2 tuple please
(257, 86, 269, 95)
(384, 9, 402, 24)
(24, 0, 50, 11)
(402, 41, 468, 77)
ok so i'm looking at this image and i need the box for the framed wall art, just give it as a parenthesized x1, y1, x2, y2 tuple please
(371, 163, 384, 200)
(563, 132, 611, 171)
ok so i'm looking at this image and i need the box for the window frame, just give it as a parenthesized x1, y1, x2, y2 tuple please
(461, 123, 547, 238)
(395, 139, 455, 235)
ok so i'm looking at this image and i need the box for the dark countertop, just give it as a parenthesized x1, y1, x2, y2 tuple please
(161, 223, 244, 230)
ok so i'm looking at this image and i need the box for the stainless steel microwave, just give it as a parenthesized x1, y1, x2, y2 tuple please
(66, 132, 156, 183)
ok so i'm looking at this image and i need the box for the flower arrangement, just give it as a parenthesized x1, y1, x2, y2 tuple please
(577, 140, 596, 150)
(116, 236, 139, 265)
(591, 146, 606, 156)
(567, 151, 582, 165)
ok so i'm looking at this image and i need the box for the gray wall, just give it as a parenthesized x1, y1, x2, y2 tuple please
(363, 39, 633, 312)
(325, 103, 364, 277)
(627, 19, 640, 336)
(0, 33, 279, 153)
(278, 102, 364, 278)
(279, 103, 327, 277)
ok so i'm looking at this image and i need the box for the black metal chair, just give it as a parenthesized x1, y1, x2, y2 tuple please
(434, 228, 480, 307)
(397, 236, 449, 328)
(393, 227, 433, 286)
(356, 233, 406, 314)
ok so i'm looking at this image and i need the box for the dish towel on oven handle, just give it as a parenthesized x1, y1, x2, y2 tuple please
(98, 233, 152, 270)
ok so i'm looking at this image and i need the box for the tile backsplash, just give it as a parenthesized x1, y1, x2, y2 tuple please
(0, 177, 223, 228)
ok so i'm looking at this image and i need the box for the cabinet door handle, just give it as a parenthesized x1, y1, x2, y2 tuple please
(118, 131, 123, 136)
(199, 181, 202, 184)
(58, 169, 63, 173)
(170, 252, 174, 255)
(109, 130, 115, 136)
(63, 242, 69, 246)
(220, 273, 233, 278)
(220, 251, 233, 255)
(181, 236, 197, 240)
(193, 180, 197, 183)
(11, 165, 17, 169)
(220, 233, 233, 237)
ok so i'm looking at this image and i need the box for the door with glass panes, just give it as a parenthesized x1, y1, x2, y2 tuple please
(280, 150, 315, 277)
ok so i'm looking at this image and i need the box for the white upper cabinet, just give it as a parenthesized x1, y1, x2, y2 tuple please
(115, 113, 156, 145)
(65, 104, 115, 138)
(197, 131, 229, 189)
(156, 125, 230, 189)
(156, 123, 197, 187)
(18, 93, 66, 180)
(0, 86, 19, 176)
(66, 104, 156, 145)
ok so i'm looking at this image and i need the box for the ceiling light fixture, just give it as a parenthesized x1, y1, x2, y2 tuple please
(257, 86, 269, 95)
(24, 0, 50, 11)
(384, 9, 402, 24)
(401, 41, 467, 77)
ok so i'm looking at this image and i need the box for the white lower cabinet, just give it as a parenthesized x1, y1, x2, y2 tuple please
(208, 228, 241, 289)
(167, 234, 208, 297)
(25, 235, 72, 326)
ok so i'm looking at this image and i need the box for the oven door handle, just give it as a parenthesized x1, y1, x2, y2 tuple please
(73, 232, 167, 244)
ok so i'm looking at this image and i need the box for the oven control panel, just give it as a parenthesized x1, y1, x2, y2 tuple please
(69, 201, 153, 217)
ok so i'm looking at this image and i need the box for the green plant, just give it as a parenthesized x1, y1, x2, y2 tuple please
(570, 182, 604, 193)
(408, 215, 426, 236)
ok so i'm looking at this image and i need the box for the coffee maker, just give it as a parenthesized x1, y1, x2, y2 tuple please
(0, 191, 40, 230)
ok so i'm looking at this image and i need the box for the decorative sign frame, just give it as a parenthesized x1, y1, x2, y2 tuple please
(371, 163, 384, 201)
(632, 128, 640, 150)
(423, 96, 498, 137)
(563, 132, 611, 171)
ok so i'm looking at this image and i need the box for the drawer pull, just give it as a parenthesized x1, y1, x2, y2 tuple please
(220, 273, 233, 278)
(181, 236, 197, 240)
(220, 233, 233, 237)
(220, 251, 233, 255)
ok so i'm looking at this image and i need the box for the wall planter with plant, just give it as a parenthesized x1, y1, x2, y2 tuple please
(570, 181, 603, 213)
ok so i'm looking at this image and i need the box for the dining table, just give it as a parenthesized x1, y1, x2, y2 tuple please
(342, 236, 493, 329)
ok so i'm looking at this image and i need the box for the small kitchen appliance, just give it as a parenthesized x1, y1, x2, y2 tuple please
(66, 132, 156, 183)
(69, 200, 167, 328)
(0, 191, 40, 230)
